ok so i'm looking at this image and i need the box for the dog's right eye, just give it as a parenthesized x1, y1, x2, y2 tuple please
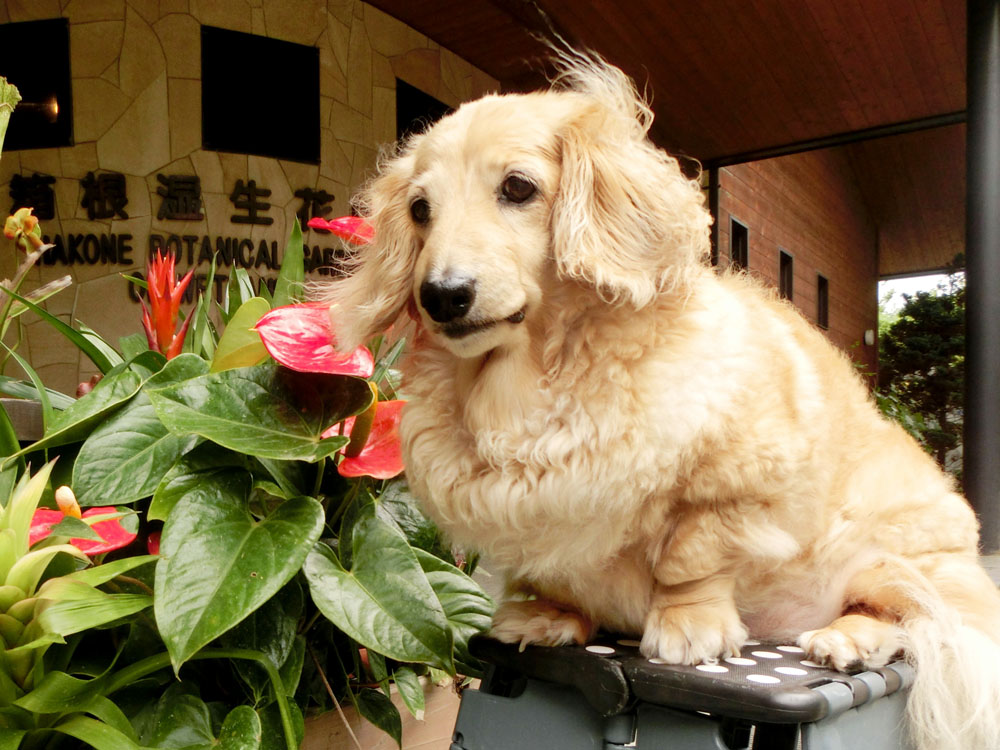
(410, 198, 431, 225)
(501, 174, 536, 204)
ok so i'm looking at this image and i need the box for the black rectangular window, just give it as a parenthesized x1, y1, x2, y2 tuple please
(817, 273, 829, 329)
(779, 250, 794, 300)
(730, 218, 748, 270)
(0, 18, 73, 150)
(201, 26, 320, 163)
(396, 79, 451, 140)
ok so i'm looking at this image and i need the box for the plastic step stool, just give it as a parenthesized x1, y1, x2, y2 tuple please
(450, 635, 914, 750)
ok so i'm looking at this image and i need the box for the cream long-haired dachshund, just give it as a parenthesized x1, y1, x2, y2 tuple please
(321, 52, 1000, 749)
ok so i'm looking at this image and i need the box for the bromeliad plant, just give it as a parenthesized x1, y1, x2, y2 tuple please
(0, 218, 492, 749)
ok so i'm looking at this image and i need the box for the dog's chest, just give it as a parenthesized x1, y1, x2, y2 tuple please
(398, 348, 680, 569)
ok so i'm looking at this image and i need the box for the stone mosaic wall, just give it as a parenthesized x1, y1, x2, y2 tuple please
(0, 0, 497, 395)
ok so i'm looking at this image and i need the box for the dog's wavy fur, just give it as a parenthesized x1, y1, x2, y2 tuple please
(318, 51, 1000, 748)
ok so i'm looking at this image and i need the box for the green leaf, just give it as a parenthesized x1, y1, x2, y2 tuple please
(372, 336, 407, 392)
(77, 324, 125, 370)
(356, 688, 402, 747)
(393, 666, 426, 720)
(71, 394, 200, 506)
(118, 333, 149, 361)
(256, 278, 273, 306)
(185, 255, 218, 361)
(21, 367, 143, 454)
(303, 512, 455, 672)
(413, 549, 494, 674)
(6, 545, 87, 595)
(149, 445, 244, 522)
(220, 583, 303, 698)
(1, 461, 56, 559)
(135, 683, 214, 749)
(377, 481, 452, 561)
(52, 554, 156, 589)
(368, 649, 389, 685)
(147, 364, 372, 462)
(51, 715, 142, 750)
(0, 730, 25, 749)
(0, 377, 75, 410)
(225, 269, 258, 322)
(210, 297, 270, 372)
(1, 287, 117, 374)
(0, 401, 24, 479)
(254, 458, 310, 500)
(142, 352, 210, 387)
(80, 695, 138, 742)
(257, 699, 303, 750)
(126, 349, 169, 380)
(218, 705, 262, 750)
(154, 477, 324, 670)
(15, 670, 94, 713)
(0, 345, 53, 434)
(45, 516, 102, 541)
(37, 593, 152, 636)
(278, 635, 306, 698)
(272, 218, 304, 307)
(0, 468, 17, 516)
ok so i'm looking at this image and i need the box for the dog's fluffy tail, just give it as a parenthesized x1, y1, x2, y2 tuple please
(901, 584, 1000, 749)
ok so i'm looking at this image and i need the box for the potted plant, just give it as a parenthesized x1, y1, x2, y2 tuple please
(0, 210, 493, 749)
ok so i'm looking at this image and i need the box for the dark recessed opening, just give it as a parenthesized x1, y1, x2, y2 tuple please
(730, 218, 749, 270)
(201, 25, 320, 163)
(0, 18, 73, 150)
(817, 273, 829, 329)
(779, 250, 794, 300)
(395, 79, 451, 140)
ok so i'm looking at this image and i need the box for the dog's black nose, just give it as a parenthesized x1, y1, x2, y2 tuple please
(420, 277, 476, 323)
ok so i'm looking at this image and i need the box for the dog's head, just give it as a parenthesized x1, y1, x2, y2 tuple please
(323, 53, 711, 359)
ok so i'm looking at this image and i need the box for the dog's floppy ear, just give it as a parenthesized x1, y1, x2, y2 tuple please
(316, 151, 418, 351)
(550, 63, 711, 307)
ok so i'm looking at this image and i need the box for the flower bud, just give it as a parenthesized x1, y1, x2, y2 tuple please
(54, 486, 82, 519)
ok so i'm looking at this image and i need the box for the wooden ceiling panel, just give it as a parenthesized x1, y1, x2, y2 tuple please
(368, 0, 964, 161)
(848, 125, 965, 277)
(367, 0, 965, 276)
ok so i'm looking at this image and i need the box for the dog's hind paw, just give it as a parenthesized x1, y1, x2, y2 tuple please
(490, 600, 594, 651)
(798, 614, 903, 671)
(640, 599, 748, 665)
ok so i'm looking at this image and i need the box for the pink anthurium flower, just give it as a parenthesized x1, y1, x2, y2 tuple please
(142, 250, 194, 359)
(29, 506, 137, 556)
(255, 304, 374, 378)
(307, 215, 374, 244)
(324, 399, 405, 479)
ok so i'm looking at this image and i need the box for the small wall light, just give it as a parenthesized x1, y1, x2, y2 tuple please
(864, 329, 876, 346)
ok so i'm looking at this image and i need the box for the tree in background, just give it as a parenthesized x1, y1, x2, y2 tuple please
(878, 270, 965, 476)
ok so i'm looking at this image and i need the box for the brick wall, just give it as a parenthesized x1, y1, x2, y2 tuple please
(716, 148, 879, 374)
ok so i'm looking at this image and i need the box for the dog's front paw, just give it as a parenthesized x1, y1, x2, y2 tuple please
(490, 600, 594, 651)
(799, 614, 903, 671)
(640, 600, 748, 664)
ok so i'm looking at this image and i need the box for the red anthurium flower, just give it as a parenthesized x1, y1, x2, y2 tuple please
(255, 304, 374, 378)
(146, 531, 161, 556)
(324, 399, 405, 479)
(307, 216, 374, 245)
(30, 506, 138, 556)
(142, 250, 194, 359)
